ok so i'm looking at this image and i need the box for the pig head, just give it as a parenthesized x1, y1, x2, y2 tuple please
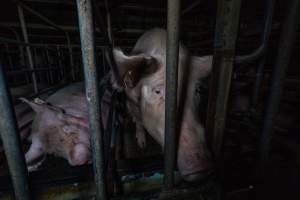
(20, 83, 93, 170)
(111, 28, 213, 181)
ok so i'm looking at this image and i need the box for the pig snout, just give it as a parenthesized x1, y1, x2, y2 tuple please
(68, 143, 91, 166)
(177, 123, 213, 182)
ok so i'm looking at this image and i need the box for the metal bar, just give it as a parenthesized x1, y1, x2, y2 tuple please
(66, 33, 75, 81)
(13, 0, 65, 33)
(164, 0, 181, 190)
(56, 45, 64, 80)
(181, 0, 203, 16)
(235, 0, 274, 65)
(251, 0, 275, 110)
(259, 0, 300, 169)
(104, 0, 113, 45)
(45, 46, 54, 84)
(7, 67, 60, 75)
(206, 0, 241, 158)
(0, 64, 31, 200)
(76, 0, 108, 199)
(17, 5, 38, 93)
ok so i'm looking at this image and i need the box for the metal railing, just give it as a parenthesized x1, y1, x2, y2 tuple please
(1, 0, 299, 199)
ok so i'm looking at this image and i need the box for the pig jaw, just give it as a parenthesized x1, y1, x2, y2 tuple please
(68, 143, 91, 166)
(177, 123, 213, 181)
(177, 125, 212, 181)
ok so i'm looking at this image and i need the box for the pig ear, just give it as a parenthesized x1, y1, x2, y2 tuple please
(19, 98, 46, 113)
(113, 48, 159, 88)
(191, 56, 213, 78)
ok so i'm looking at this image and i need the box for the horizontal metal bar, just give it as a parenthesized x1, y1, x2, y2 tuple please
(76, 0, 108, 199)
(0, 64, 31, 200)
(13, 0, 65, 33)
(164, 0, 181, 190)
(7, 67, 60, 75)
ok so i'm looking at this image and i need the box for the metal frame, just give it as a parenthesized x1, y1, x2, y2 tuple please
(17, 5, 38, 93)
(1, 0, 299, 199)
(258, 0, 300, 170)
(164, 0, 181, 190)
(76, 0, 108, 199)
(0, 65, 31, 200)
(206, 0, 242, 159)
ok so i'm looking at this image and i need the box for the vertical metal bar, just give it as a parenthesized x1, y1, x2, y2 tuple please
(164, 0, 181, 190)
(251, 0, 275, 110)
(33, 47, 41, 83)
(56, 45, 64, 80)
(66, 33, 75, 81)
(0, 64, 31, 200)
(76, 0, 108, 200)
(5, 44, 16, 84)
(259, 0, 300, 169)
(17, 5, 38, 93)
(45, 46, 54, 84)
(104, 0, 113, 45)
(206, 0, 241, 158)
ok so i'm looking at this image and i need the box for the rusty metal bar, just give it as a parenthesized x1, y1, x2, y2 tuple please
(259, 0, 300, 169)
(17, 5, 38, 93)
(164, 0, 181, 190)
(206, 0, 241, 159)
(0, 64, 31, 200)
(76, 0, 108, 199)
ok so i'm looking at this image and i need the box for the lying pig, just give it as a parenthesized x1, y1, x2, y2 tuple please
(111, 28, 213, 181)
(20, 80, 114, 170)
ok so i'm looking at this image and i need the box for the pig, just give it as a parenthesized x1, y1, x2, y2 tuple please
(111, 28, 213, 181)
(20, 80, 114, 171)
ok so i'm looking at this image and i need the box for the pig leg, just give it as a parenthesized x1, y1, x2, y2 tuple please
(25, 137, 45, 171)
(136, 123, 146, 149)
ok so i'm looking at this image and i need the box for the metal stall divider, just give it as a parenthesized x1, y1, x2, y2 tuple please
(76, 0, 108, 200)
(205, 0, 241, 197)
(164, 0, 181, 190)
(66, 32, 76, 81)
(17, 5, 38, 93)
(258, 0, 300, 174)
(0, 64, 31, 200)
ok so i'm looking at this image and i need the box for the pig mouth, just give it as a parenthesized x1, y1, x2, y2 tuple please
(180, 168, 214, 182)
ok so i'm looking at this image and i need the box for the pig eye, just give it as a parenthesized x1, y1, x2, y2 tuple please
(153, 86, 164, 97)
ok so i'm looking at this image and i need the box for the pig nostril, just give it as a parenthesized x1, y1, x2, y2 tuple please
(155, 90, 160, 94)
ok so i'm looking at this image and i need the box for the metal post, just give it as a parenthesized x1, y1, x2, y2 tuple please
(5, 44, 16, 84)
(76, 0, 108, 200)
(259, 0, 300, 169)
(66, 33, 75, 81)
(17, 5, 38, 93)
(164, 0, 181, 190)
(0, 64, 31, 200)
(104, 0, 113, 45)
(45, 46, 54, 84)
(56, 45, 64, 80)
(206, 0, 241, 159)
(251, 0, 275, 110)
